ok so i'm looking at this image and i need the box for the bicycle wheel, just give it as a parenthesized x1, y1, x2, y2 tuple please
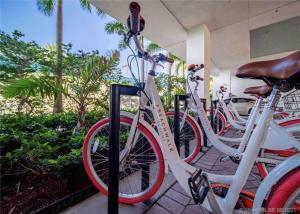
(264, 167, 300, 214)
(226, 110, 236, 128)
(166, 111, 202, 163)
(256, 119, 300, 178)
(82, 116, 165, 204)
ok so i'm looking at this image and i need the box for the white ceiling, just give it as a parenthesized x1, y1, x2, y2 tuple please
(91, 0, 300, 70)
(162, 0, 296, 31)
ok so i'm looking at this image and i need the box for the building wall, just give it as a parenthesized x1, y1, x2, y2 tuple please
(211, 50, 296, 100)
(212, 69, 264, 100)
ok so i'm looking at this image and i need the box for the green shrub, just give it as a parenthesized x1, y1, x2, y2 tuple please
(0, 110, 108, 178)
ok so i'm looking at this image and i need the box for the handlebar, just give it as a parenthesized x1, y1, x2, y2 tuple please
(129, 2, 141, 35)
(188, 64, 204, 82)
(196, 76, 204, 81)
(120, 2, 173, 75)
(196, 64, 204, 71)
(188, 64, 204, 72)
(166, 57, 174, 64)
(220, 86, 227, 92)
(158, 53, 174, 64)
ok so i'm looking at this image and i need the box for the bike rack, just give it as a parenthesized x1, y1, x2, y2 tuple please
(174, 95, 208, 153)
(108, 84, 140, 214)
(199, 98, 207, 148)
(108, 87, 210, 214)
(210, 100, 219, 133)
(174, 95, 189, 155)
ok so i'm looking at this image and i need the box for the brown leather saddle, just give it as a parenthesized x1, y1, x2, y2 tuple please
(244, 85, 272, 98)
(236, 51, 300, 92)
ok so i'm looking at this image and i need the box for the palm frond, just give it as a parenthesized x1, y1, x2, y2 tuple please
(79, 0, 92, 12)
(36, 0, 55, 16)
(146, 43, 162, 53)
(104, 21, 127, 34)
(171, 54, 182, 61)
(3, 76, 60, 99)
(175, 62, 182, 76)
(118, 40, 128, 51)
(96, 8, 106, 18)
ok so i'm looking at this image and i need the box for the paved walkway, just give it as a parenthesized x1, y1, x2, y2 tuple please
(64, 142, 261, 214)
(145, 146, 261, 213)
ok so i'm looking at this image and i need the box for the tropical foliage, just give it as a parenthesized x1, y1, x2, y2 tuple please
(103, 20, 187, 78)
(1, 13, 187, 213)
(0, 111, 107, 213)
(0, 29, 122, 212)
(1, 31, 121, 129)
(0, 30, 55, 82)
(36, 0, 105, 112)
(155, 73, 186, 109)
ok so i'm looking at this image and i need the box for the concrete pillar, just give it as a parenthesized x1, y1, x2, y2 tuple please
(186, 25, 211, 102)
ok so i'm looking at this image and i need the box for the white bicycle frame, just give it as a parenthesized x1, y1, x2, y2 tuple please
(185, 79, 300, 159)
(188, 80, 259, 143)
(187, 86, 258, 157)
(216, 92, 247, 130)
(228, 99, 248, 123)
(118, 30, 299, 212)
(125, 72, 300, 213)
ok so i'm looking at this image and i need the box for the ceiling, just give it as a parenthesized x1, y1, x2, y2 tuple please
(161, 0, 296, 31)
(91, 0, 300, 70)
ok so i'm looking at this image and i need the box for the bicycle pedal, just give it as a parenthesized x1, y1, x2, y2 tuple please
(188, 169, 209, 204)
(220, 155, 229, 162)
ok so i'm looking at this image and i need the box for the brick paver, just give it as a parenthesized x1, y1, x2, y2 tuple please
(144, 142, 261, 213)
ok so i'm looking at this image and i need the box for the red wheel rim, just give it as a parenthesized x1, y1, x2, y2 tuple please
(82, 116, 165, 204)
(166, 111, 202, 163)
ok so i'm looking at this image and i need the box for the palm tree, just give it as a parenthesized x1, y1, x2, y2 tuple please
(104, 20, 128, 50)
(173, 56, 186, 78)
(146, 42, 174, 75)
(146, 42, 175, 108)
(36, 0, 105, 113)
(3, 51, 120, 130)
(104, 21, 149, 81)
(146, 43, 187, 78)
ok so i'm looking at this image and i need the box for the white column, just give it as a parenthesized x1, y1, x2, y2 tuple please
(186, 25, 211, 102)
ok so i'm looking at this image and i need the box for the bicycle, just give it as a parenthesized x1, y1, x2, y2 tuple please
(167, 66, 300, 176)
(83, 2, 300, 213)
(214, 84, 299, 133)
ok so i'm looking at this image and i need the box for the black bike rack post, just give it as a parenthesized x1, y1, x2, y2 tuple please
(108, 84, 139, 214)
(184, 98, 189, 158)
(174, 94, 191, 157)
(210, 100, 218, 133)
(174, 95, 181, 154)
(199, 99, 207, 148)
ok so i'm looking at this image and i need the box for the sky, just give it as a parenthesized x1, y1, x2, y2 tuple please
(0, 0, 161, 77)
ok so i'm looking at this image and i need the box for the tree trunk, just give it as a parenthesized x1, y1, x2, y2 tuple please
(53, 0, 64, 113)
(182, 62, 186, 92)
(167, 53, 172, 76)
(75, 103, 86, 131)
(17, 96, 26, 113)
(140, 36, 145, 82)
(167, 53, 172, 109)
(182, 62, 186, 78)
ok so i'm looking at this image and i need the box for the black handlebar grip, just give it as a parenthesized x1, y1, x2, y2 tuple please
(129, 2, 141, 35)
(195, 64, 205, 72)
(195, 76, 204, 81)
